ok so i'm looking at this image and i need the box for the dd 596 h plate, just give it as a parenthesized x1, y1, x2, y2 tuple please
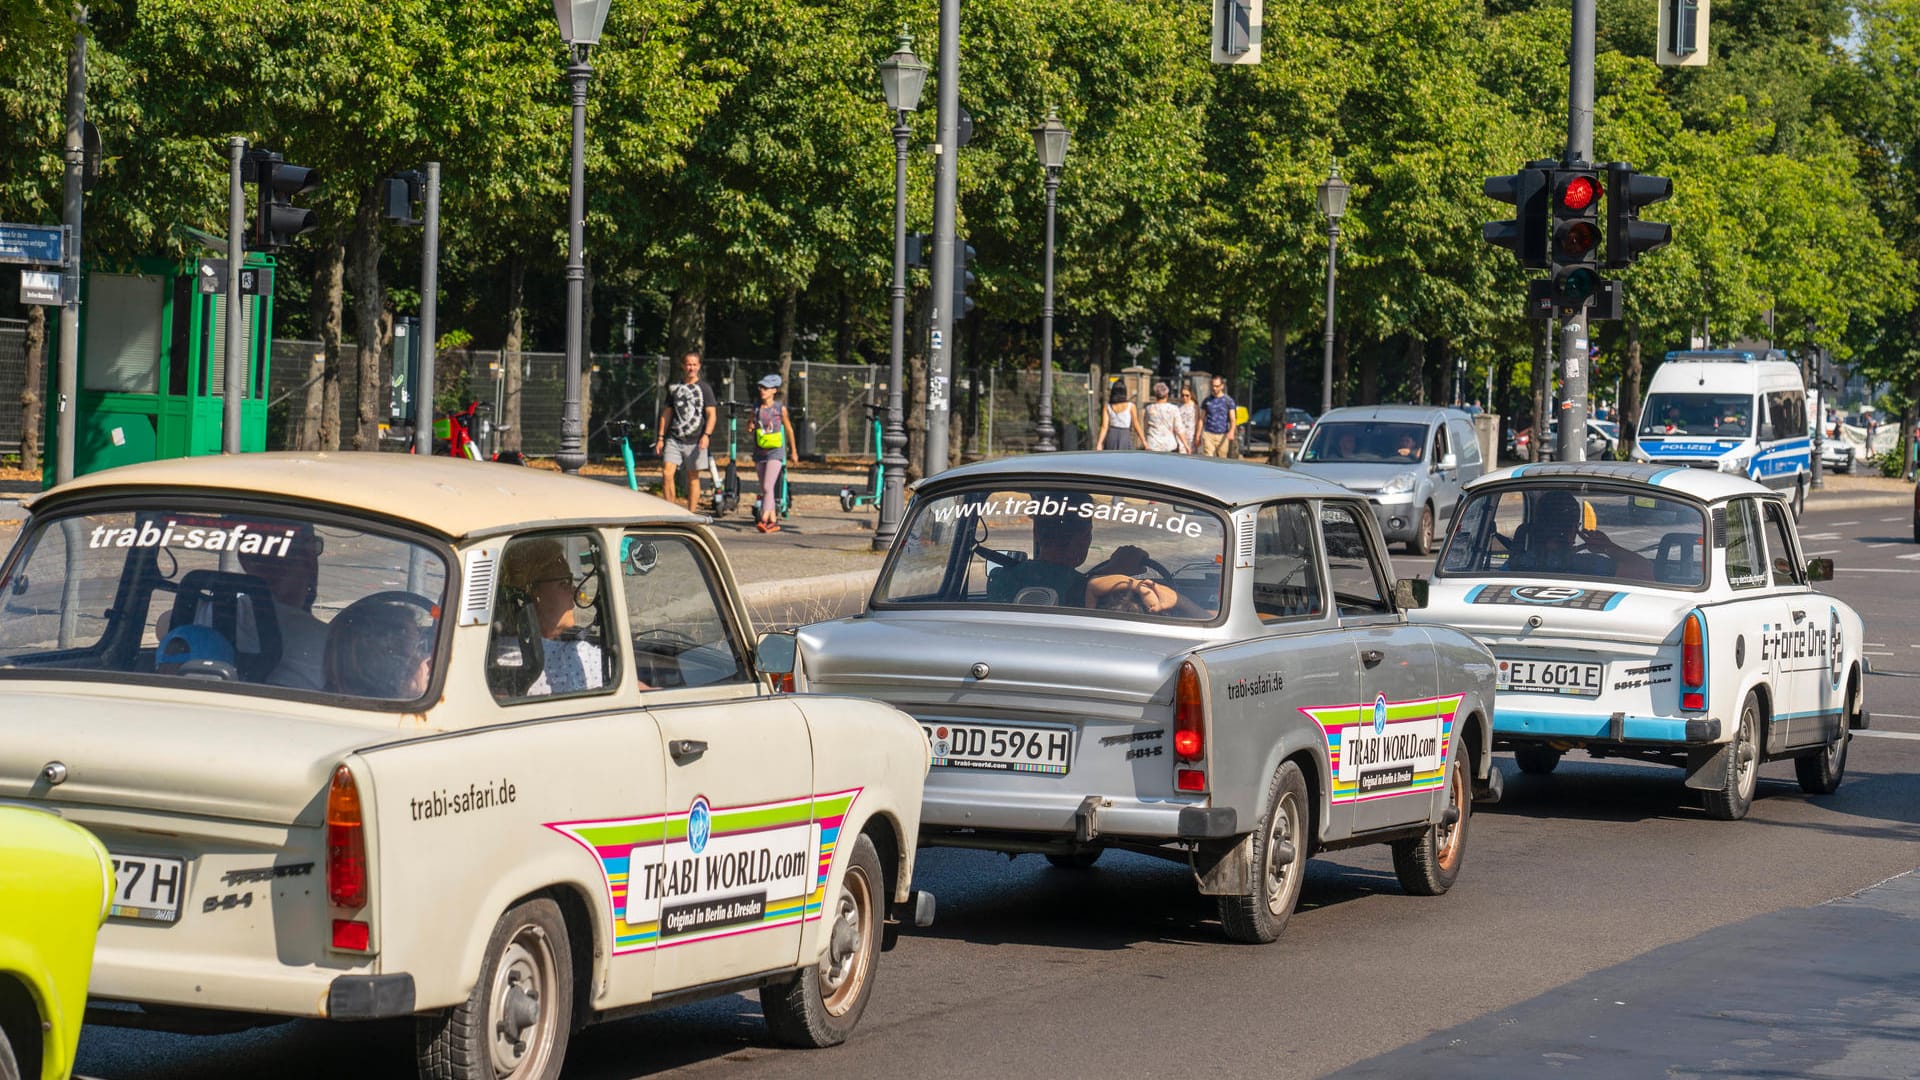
(921, 721, 1072, 775)
(108, 852, 186, 922)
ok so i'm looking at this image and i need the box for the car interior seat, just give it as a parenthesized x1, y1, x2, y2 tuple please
(1653, 531, 1703, 585)
(165, 570, 282, 683)
(485, 594, 546, 698)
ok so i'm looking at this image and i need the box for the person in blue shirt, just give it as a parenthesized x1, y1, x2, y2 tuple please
(1197, 376, 1238, 457)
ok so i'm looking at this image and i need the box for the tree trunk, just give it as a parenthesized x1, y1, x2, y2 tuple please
(1405, 335, 1426, 405)
(1088, 312, 1113, 375)
(501, 252, 526, 453)
(1333, 332, 1350, 408)
(834, 285, 852, 366)
(348, 192, 385, 450)
(316, 230, 346, 451)
(776, 283, 799, 388)
(1531, 320, 1550, 462)
(1213, 303, 1242, 391)
(1358, 338, 1378, 405)
(666, 287, 706, 360)
(907, 351, 927, 484)
(1266, 293, 1289, 465)
(1623, 321, 1643, 453)
(19, 303, 45, 474)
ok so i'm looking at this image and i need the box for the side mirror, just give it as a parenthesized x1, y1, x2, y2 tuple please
(755, 630, 797, 675)
(1438, 453, 1458, 471)
(1392, 577, 1430, 610)
(1806, 557, 1834, 582)
(1281, 450, 1296, 467)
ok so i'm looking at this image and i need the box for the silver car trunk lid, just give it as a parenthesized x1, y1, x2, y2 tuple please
(0, 683, 385, 825)
(1422, 580, 1696, 648)
(798, 612, 1189, 717)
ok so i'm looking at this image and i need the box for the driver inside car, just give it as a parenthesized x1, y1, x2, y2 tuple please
(985, 494, 1150, 607)
(1509, 490, 1652, 580)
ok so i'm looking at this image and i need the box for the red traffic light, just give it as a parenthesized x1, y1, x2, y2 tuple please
(1560, 174, 1599, 211)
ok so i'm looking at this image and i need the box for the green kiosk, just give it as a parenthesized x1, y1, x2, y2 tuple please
(44, 253, 276, 486)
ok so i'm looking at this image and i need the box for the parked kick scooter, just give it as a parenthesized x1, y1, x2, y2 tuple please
(708, 402, 747, 518)
(840, 404, 885, 512)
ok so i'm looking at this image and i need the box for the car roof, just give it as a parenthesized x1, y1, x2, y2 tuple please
(1470, 460, 1778, 502)
(26, 452, 700, 540)
(915, 451, 1355, 508)
(1313, 404, 1468, 424)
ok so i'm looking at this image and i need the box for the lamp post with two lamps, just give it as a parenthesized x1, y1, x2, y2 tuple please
(874, 31, 928, 550)
(1032, 109, 1070, 453)
(1316, 161, 1350, 416)
(550, 0, 612, 474)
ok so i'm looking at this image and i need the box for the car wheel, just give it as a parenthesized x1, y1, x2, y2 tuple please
(417, 897, 573, 1080)
(763, 832, 883, 1047)
(1795, 681, 1855, 795)
(1044, 849, 1103, 870)
(1391, 749, 1472, 896)
(1703, 692, 1761, 821)
(1406, 505, 1435, 557)
(1218, 760, 1309, 945)
(1513, 745, 1562, 775)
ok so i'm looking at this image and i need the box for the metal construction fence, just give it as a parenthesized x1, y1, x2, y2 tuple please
(0, 318, 34, 452)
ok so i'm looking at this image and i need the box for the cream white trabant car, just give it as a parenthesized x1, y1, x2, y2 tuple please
(0, 454, 931, 1078)
(1412, 462, 1867, 820)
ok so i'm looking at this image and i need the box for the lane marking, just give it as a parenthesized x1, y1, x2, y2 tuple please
(1805, 549, 1837, 556)
(1865, 543, 1902, 550)
(1867, 641, 1887, 646)
(1865, 651, 1895, 657)
(1838, 568, 1920, 574)
(1800, 532, 1841, 540)
(1831, 520, 1860, 526)
(1897, 552, 1920, 561)
(1871, 712, 1920, 720)
(1880, 516, 1904, 523)
(1858, 730, 1920, 742)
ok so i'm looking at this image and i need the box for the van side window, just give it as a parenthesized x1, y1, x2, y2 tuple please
(1432, 424, 1449, 464)
(1764, 391, 1806, 440)
(1449, 420, 1482, 467)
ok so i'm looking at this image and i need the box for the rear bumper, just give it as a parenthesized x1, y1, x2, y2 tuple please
(1495, 709, 1722, 746)
(921, 790, 1233, 844)
(328, 973, 417, 1019)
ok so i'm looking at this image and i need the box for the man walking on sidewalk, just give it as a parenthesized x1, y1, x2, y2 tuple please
(1197, 376, 1238, 458)
(656, 351, 718, 512)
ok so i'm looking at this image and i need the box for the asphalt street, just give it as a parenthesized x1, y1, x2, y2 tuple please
(72, 500, 1920, 1080)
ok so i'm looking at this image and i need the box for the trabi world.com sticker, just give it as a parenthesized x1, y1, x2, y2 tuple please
(686, 796, 712, 856)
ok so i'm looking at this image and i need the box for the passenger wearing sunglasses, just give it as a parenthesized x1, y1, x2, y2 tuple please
(504, 539, 605, 696)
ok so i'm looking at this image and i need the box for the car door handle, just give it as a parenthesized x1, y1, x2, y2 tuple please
(1361, 649, 1385, 668)
(669, 739, 708, 763)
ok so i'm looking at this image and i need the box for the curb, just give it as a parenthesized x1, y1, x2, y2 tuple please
(739, 567, 878, 613)
(1806, 492, 1911, 513)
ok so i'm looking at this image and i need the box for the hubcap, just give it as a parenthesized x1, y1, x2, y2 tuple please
(1435, 762, 1469, 871)
(488, 928, 555, 1079)
(1264, 792, 1301, 916)
(1735, 708, 1758, 800)
(819, 865, 872, 1017)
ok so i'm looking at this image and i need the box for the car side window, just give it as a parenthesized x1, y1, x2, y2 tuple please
(487, 532, 618, 703)
(1252, 502, 1325, 623)
(1319, 503, 1392, 617)
(1723, 499, 1765, 590)
(1450, 420, 1482, 467)
(1432, 423, 1448, 464)
(1760, 502, 1802, 587)
(622, 533, 750, 689)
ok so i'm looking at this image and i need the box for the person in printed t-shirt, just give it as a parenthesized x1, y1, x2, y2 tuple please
(1197, 376, 1238, 458)
(655, 351, 718, 513)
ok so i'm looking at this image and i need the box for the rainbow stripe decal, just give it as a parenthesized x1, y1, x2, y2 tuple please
(547, 788, 860, 955)
(1298, 694, 1463, 804)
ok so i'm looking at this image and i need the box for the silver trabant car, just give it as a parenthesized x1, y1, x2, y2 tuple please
(785, 452, 1500, 944)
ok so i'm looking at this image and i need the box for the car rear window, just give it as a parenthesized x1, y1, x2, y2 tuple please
(1438, 485, 1708, 588)
(878, 486, 1226, 622)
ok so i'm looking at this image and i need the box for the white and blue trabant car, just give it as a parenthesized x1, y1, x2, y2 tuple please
(1412, 461, 1867, 820)
(783, 453, 1500, 945)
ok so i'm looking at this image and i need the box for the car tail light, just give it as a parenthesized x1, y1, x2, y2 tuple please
(327, 765, 368, 909)
(1174, 661, 1204, 761)
(332, 918, 371, 952)
(1680, 611, 1706, 712)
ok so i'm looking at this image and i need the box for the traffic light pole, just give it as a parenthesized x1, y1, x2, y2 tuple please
(415, 162, 440, 456)
(55, 15, 85, 485)
(224, 136, 247, 455)
(1556, 0, 1597, 464)
(924, 0, 959, 478)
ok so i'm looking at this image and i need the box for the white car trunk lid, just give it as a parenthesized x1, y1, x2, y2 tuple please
(1424, 580, 1694, 648)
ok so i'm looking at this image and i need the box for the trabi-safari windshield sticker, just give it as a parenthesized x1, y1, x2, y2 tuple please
(1299, 694, 1463, 803)
(548, 789, 859, 954)
(1467, 584, 1623, 610)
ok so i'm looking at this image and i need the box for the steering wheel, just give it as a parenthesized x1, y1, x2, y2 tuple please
(635, 627, 699, 652)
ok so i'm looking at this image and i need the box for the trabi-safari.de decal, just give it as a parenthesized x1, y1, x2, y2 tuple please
(547, 789, 860, 954)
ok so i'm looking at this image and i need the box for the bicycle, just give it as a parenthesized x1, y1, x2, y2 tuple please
(840, 404, 885, 513)
(411, 401, 524, 464)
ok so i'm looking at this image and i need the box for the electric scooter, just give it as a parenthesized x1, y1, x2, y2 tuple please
(709, 402, 747, 518)
(840, 404, 885, 512)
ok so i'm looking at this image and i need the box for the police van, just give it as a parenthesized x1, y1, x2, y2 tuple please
(1630, 349, 1812, 515)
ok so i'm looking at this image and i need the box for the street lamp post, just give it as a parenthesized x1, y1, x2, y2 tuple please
(1316, 161, 1350, 417)
(1032, 109, 1070, 453)
(874, 30, 927, 551)
(551, 0, 611, 474)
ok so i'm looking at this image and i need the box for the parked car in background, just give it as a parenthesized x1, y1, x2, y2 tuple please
(1820, 437, 1855, 474)
(788, 452, 1501, 946)
(0, 454, 933, 1079)
(0, 806, 112, 1080)
(1239, 407, 1316, 455)
(1413, 462, 1866, 821)
(1290, 406, 1486, 555)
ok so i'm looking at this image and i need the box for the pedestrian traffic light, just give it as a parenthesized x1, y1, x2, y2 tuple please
(1550, 166, 1603, 306)
(1602, 162, 1672, 269)
(383, 170, 425, 226)
(905, 232, 932, 269)
(953, 241, 976, 319)
(1482, 164, 1551, 269)
(247, 150, 320, 250)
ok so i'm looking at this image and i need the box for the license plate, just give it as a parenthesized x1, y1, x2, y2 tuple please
(107, 852, 187, 922)
(1497, 658, 1603, 697)
(921, 721, 1072, 775)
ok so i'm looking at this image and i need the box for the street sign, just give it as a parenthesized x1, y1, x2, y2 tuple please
(197, 259, 273, 296)
(18, 270, 62, 305)
(0, 223, 64, 266)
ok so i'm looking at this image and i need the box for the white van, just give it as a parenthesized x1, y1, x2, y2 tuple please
(1630, 349, 1812, 513)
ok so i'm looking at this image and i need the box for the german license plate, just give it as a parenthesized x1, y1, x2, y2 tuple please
(1497, 658, 1603, 697)
(107, 852, 186, 922)
(921, 721, 1072, 775)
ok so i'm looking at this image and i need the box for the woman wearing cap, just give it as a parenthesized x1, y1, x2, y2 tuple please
(749, 374, 795, 533)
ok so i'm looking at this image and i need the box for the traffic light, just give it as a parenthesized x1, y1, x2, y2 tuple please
(382, 170, 425, 226)
(1603, 162, 1672, 269)
(1482, 163, 1551, 269)
(905, 232, 932, 269)
(247, 151, 320, 250)
(1549, 166, 1603, 307)
(953, 241, 976, 319)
